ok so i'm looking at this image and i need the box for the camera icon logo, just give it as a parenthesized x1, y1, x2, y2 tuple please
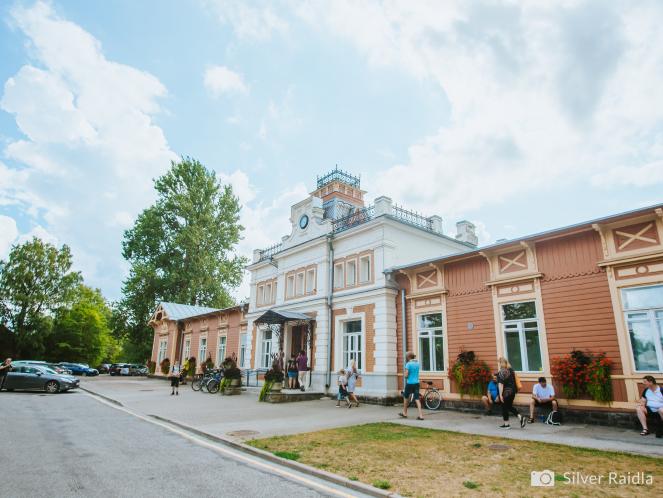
(531, 470, 555, 487)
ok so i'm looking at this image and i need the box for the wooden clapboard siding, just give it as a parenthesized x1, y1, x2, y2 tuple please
(445, 257, 497, 367)
(537, 233, 624, 374)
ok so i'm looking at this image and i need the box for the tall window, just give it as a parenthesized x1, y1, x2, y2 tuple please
(183, 337, 191, 360)
(257, 285, 265, 305)
(334, 263, 344, 288)
(286, 275, 295, 298)
(623, 284, 663, 371)
(199, 337, 207, 362)
(261, 330, 273, 368)
(240, 333, 248, 368)
(359, 255, 371, 283)
(343, 320, 362, 370)
(346, 260, 356, 287)
(158, 339, 168, 363)
(418, 313, 444, 371)
(296, 272, 305, 296)
(265, 283, 272, 304)
(306, 268, 316, 294)
(217, 336, 227, 367)
(502, 301, 542, 372)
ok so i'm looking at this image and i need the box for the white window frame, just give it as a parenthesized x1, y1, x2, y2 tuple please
(265, 282, 272, 304)
(239, 333, 248, 368)
(261, 329, 273, 368)
(199, 337, 208, 362)
(217, 335, 227, 367)
(286, 275, 295, 298)
(359, 255, 371, 283)
(158, 339, 168, 364)
(257, 285, 265, 306)
(622, 284, 663, 372)
(306, 268, 316, 294)
(334, 263, 344, 289)
(501, 301, 543, 373)
(417, 313, 444, 372)
(346, 259, 357, 287)
(296, 271, 305, 296)
(342, 319, 363, 371)
(183, 337, 191, 360)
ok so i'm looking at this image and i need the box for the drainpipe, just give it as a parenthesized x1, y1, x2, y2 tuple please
(325, 234, 334, 390)
(401, 288, 407, 391)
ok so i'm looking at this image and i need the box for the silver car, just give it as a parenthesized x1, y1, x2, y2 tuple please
(3, 365, 80, 393)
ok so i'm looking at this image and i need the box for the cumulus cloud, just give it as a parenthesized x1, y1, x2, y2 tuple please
(294, 1, 663, 216)
(204, 0, 288, 40)
(204, 65, 248, 97)
(0, 215, 18, 259)
(0, 1, 177, 297)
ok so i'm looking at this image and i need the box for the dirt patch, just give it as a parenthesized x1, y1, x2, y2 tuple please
(247, 422, 662, 497)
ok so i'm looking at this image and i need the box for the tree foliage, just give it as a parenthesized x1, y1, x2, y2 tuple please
(120, 157, 247, 360)
(0, 238, 81, 358)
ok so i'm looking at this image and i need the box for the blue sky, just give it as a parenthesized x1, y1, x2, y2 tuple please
(1, 0, 662, 302)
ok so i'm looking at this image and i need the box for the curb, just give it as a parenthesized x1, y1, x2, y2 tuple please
(79, 386, 123, 407)
(147, 414, 401, 498)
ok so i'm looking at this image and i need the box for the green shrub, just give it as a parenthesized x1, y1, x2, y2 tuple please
(463, 480, 479, 490)
(372, 480, 391, 490)
(159, 358, 170, 375)
(274, 450, 300, 461)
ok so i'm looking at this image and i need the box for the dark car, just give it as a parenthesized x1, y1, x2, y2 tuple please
(3, 365, 80, 393)
(57, 362, 99, 376)
(97, 363, 111, 374)
(109, 363, 126, 376)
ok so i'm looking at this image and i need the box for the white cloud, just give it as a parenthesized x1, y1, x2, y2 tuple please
(0, 1, 177, 298)
(0, 215, 18, 258)
(17, 224, 58, 246)
(204, 65, 248, 97)
(205, 0, 288, 40)
(295, 1, 663, 216)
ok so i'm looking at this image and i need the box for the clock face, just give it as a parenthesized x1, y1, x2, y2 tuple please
(299, 214, 309, 229)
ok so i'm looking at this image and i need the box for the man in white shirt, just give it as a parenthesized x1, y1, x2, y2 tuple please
(636, 375, 663, 437)
(528, 376, 558, 423)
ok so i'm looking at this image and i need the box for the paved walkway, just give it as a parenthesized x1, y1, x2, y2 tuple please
(82, 376, 663, 457)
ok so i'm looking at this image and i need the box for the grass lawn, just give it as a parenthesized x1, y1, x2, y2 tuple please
(247, 423, 662, 497)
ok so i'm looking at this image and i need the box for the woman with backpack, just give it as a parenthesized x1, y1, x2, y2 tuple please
(497, 357, 526, 429)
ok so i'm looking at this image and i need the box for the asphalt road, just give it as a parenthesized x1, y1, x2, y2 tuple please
(0, 390, 358, 498)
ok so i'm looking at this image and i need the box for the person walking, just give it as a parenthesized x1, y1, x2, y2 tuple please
(287, 353, 298, 389)
(169, 360, 181, 396)
(346, 361, 360, 408)
(399, 352, 424, 420)
(497, 357, 526, 429)
(0, 358, 12, 392)
(296, 350, 308, 392)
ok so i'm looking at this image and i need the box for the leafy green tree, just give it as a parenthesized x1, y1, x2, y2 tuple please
(120, 157, 246, 360)
(0, 238, 81, 358)
(46, 285, 117, 366)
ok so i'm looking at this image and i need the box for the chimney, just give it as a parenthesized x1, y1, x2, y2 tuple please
(456, 220, 478, 246)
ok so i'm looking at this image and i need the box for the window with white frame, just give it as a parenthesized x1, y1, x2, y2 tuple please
(286, 275, 295, 298)
(502, 301, 542, 372)
(183, 337, 191, 360)
(199, 337, 207, 362)
(239, 333, 248, 368)
(265, 282, 272, 304)
(622, 284, 663, 372)
(158, 339, 168, 364)
(359, 255, 371, 283)
(296, 272, 305, 296)
(261, 329, 273, 368)
(217, 335, 227, 367)
(418, 313, 444, 371)
(306, 268, 316, 294)
(343, 320, 362, 370)
(346, 260, 356, 287)
(257, 285, 264, 306)
(334, 263, 344, 288)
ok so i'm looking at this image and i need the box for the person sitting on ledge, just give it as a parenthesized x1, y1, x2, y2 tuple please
(528, 376, 558, 423)
(481, 373, 501, 415)
(637, 375, 663, 437)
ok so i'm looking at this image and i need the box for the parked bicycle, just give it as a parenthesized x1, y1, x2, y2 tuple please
(191, 370, 214, 392)
(205, 369, 224, 394)
(403, 381, 442, 410)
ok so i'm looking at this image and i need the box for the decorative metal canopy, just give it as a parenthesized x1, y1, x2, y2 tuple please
(254, 309, 313, 325)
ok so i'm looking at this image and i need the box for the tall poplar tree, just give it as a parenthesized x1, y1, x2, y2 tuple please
(120, 157, 246, 360)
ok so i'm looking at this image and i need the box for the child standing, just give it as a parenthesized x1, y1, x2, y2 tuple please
(336, 369, 350, 407)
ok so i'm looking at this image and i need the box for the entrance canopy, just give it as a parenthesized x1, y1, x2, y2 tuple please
(254, 309, 313, 325)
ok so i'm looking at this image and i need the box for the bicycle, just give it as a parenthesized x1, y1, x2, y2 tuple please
(403, 381, 443, 410)
(191, 370, 214, 392)
(205, 369, 224, 394)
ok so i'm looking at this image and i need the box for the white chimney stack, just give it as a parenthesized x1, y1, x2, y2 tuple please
(456, 220, 478, 246)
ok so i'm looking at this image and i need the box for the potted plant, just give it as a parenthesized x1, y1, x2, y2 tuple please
(551, 350, 613, 403)
(201, 355, 214, 374)
(219, 356, 242, 394)
(259, 355, 285, 401)
(159, 358, 170, 375)
(450, 350, 491, 397)
(147, 360, 156, 375)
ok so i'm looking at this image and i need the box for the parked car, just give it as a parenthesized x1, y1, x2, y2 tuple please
(57, 362, 99, 376)
(97, 363, 111, 374)
(109, 363, 126, 376)
(3, 365, 80, 393)
(132, 364, 148, 376)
